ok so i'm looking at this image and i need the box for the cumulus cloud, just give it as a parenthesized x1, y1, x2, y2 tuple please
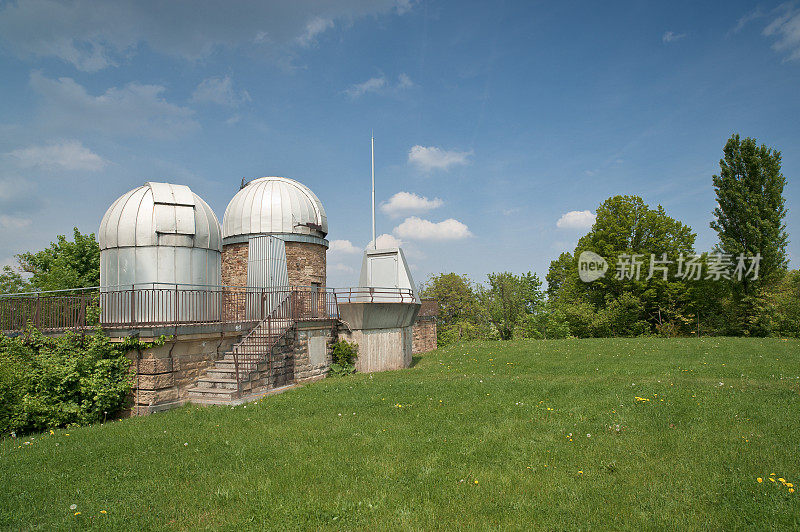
(345, 73, 413, 98)
(556, 210, 596, 230)
(393, 217, 472, 241)
(0, 214, 32, 230)
(662, 31, 687, 43)
(0, 1, 410, 71)
(369, 233, 404, 249)
(6, 141, 107, 171)
(408, 145, 471, 172)
(380, 192, 443, 218)
(191, 76, 251, 107)
(397, 73, 414, 89)
(346, 76, 387, 98)
(763, 4, 800, 61)
(329, 239, 361, 254)
(297, 17, 334, 47)
(30, 72, 198, 139)
(330, 263, 355, 273)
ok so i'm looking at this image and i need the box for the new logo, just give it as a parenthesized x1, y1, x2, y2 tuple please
(578, 251, 608, 282)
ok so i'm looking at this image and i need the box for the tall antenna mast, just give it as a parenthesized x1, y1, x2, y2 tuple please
(371, 133, 376, 249)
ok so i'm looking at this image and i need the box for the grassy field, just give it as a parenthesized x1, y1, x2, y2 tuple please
(1, 337, 799, 530)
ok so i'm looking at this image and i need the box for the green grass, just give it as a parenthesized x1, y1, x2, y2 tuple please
(2, 338, 800, 530)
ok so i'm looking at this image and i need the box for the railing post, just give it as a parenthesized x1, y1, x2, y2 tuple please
(130, 289, 136, 326)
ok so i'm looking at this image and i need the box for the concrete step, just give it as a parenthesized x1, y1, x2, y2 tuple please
(186, 387, 238, 400)
(196, 377, 238, 390)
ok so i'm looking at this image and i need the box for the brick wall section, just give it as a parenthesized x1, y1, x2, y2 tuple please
(412, 317, 438, 353)
(285, 241, 326, 287)
(129, 334, 242, 415)
(222, 240, 326, 288)
(221, 242, 248, 287)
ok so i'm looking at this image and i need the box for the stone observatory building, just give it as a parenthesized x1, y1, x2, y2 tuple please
(221, 176, 328, 288)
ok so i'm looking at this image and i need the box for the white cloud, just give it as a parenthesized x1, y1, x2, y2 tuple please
(408, 145, 472, 172)
(329, 239, 361, 254)
(6, 141, 107, 171)
(380, 192, 443, 218)
(369, 233, 404, 249)
(763, 4, 800, 61)
(0, 1, 410, 71)
(345, 76, 388, 98)
(393, 217, 472, 241)
(662, 31, 686, 43)
(556, 210, 596, 230)
(345, 73, 414, 98)
(330, 263, 355, 273)
(191, 76, 250, 107)
(397, 73, 414, 89)
(0, 215, 32, 230)
(297, 17, 334, 47)
(30, 72, 198, 139)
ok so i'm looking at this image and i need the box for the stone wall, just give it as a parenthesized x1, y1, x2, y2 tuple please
(293, 324, 335, 383)
(221, 240, 327, 288)
(221, 242, 248, 287)
(412, 317, 437, 353)
(285, 241, 326, 287)
(128, 332, 242, 415)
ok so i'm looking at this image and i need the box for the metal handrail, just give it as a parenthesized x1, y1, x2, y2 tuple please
(0, 285, 339, 333)
(333, 287, 416, 304)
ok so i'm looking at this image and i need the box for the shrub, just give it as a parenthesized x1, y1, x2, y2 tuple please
(0, 326, 162, 436)
(329, 339, 358, 376)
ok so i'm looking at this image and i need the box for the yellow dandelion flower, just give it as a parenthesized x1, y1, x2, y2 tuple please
(74, 512, 81, 516)
(578, 470, 583, 474)
(787, 483, 794, 488)
(100, 510, 107, 514)
(790, 488, 795, 493)
(474, 480, 479, 485)
(757, 478, 763, 483)
(769, 478, 776, 482)
(778, 478, 786, 483)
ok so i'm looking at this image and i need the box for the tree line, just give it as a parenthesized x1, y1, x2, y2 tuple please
(421, 134, 798, 342)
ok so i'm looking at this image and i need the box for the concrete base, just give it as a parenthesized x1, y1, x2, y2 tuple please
(341, 326, 413, 373)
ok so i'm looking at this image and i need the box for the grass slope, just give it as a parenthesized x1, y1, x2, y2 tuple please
(1, 338, 799, 530)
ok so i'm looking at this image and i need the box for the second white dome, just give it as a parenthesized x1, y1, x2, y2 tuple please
(222, 176, 328, 243)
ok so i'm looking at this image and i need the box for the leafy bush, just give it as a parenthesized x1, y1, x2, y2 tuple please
(329, 339, 358, 376)
(0, 326, 160, 436)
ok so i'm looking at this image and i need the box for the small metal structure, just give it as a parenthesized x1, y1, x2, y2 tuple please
(358, 247, 420, 304)
(246, 235, 289, 318)
(221, 176, 328, 247)
(98, 182, 222, 323)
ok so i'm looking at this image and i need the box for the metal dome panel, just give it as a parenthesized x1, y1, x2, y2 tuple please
(222, 176, 328, 242)
(98, 182, 221, 251)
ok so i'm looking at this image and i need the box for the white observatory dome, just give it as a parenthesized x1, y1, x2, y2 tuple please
(99, 182, 222, 288)
(222, 177, 328, 245)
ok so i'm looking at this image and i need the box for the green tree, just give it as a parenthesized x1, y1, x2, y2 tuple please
(420, 273, 484, 344)
(550, 195, 697, 336)
(0, 266, 29, 294)
(711, 134, 789, 292)
(546, 252, 573, 300)
(479, 271, 543, 340)
(14, 228, 100, 292)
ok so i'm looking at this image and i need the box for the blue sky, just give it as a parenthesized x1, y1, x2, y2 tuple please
(0, 0, 798, 288)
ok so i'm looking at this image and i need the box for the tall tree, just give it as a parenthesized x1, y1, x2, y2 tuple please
(710, 134, 789, 292)
(9, 228, 100, 292)
(479, 271, 543, 340)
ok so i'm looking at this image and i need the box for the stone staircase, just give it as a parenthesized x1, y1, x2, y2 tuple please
(187, 316, 294, 405)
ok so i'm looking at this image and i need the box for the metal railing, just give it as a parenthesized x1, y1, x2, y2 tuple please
(1, 284, 338, 333)
(333, 287, 416, 304)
